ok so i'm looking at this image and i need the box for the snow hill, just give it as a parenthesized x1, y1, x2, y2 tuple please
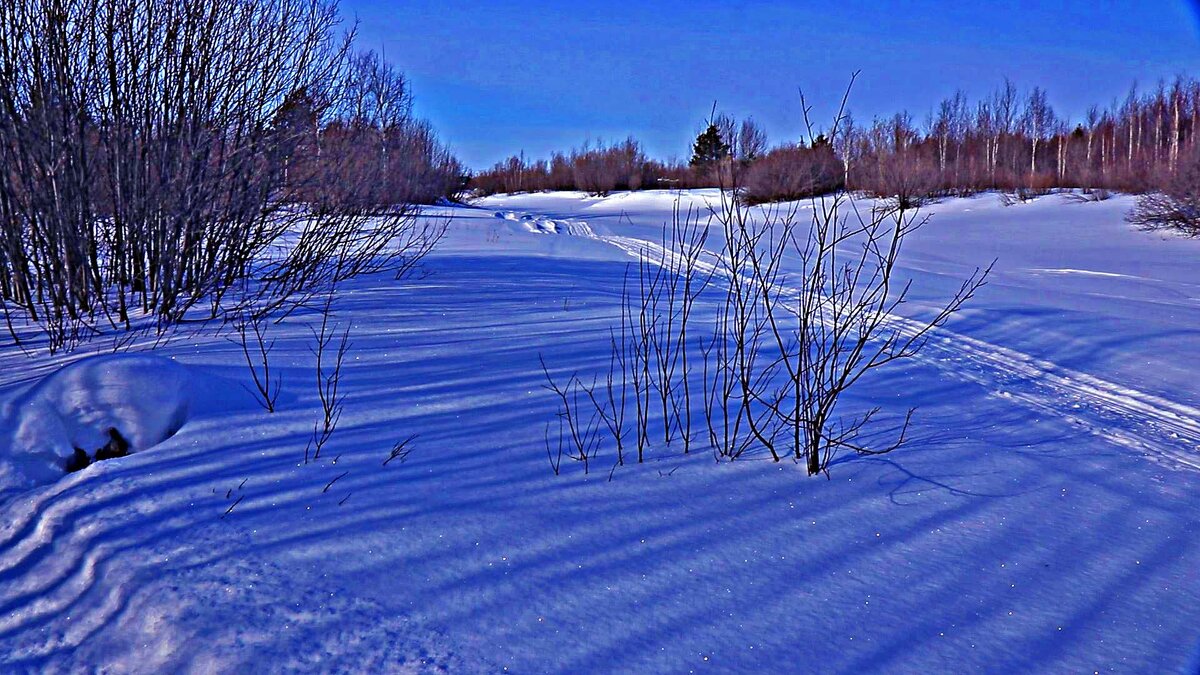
(1, 190, 1200, 672)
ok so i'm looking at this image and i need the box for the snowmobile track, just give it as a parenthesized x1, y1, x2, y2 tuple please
(496, 207, 1200, 472)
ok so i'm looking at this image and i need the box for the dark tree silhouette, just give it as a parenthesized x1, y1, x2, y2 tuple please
(690, 124, 731, 168)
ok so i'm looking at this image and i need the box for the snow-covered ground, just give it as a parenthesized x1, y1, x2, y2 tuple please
(2, 190, 1200, 673)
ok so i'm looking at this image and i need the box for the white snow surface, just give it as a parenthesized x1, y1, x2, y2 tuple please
(1, 190, 1200, 672)
(0, 354, 194, 492)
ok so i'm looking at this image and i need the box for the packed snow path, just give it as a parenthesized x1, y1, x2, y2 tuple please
(493, 202, 1200, 473)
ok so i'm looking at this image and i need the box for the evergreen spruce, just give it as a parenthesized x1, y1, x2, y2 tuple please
(690, 124, 730, 167)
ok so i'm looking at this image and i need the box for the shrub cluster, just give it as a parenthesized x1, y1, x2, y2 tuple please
(1131, 148, 1200, 234)
(0, 0, 460, 351)
(742, 142, 843, 205)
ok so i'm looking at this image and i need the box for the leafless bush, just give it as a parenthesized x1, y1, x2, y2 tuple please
(742, 143, 843, 205)
(470, 142, 700, 197)
(584, 324, 630, 467)
(1130, 149, 1200, 235)
(0, 0, 451, 353)
(232, 313, 282, 412)
(756, 193, 988, 473)
(0, 0, 344, 343)
(851, 149, 941, 209)
(701, 193, 788, 461)
(539, 357, 603, 475)
(542, 88, 990, 477)
(305, 297, 350, 463)
(645, 205, 713, 453)
(571, 139, 647, 196)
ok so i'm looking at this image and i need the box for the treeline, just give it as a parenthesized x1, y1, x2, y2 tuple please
(845, 77, 1200, 202)
(470, 76, 1200, 207)
(0, 0, 460, 351)
(469, 139, 692, 196)
(469, 126, 841, 202)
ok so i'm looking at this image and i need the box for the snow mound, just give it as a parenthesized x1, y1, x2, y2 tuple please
(0, 354, 191, 492)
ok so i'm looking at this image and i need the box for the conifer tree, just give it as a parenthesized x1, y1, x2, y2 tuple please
(690, 124, 731, 167)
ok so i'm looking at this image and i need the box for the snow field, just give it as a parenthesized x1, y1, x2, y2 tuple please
(0, 190, 1199, 672)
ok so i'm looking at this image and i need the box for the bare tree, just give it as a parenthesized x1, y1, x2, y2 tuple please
(1024, 86, 1056, 178)
(736, 118, 769, 163)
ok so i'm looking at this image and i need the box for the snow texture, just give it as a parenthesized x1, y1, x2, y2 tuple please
(2, 190, 1200, 672)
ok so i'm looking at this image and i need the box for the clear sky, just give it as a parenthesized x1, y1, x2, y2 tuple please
(340, 0, 1200, 170)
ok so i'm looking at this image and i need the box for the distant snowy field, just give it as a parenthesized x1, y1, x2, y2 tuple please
(2, 190, 1200, 672)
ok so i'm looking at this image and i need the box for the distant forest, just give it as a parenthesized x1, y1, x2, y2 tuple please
(470, 77, 1200, 210)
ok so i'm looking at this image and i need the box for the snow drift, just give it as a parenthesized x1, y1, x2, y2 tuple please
(0, 354, 191, 493)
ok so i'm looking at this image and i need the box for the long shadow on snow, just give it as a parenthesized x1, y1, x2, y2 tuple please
(2, 253, 1200, 671)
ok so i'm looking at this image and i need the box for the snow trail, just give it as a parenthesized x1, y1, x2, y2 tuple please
(494, 207, 1200, 472)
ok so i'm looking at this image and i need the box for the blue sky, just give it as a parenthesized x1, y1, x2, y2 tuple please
(340, 0, 1200, 170)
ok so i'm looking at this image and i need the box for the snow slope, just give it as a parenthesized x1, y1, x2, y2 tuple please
(2, 191, 1200, 672)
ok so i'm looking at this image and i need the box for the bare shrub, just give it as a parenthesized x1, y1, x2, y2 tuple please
(571, 139, 646, 196)
(542, 88, 990, 477)
(758, 194, 989, 473)
(0, 0, 345, 343)
(232, 313, 282, 412)
(305, 297, 350, 463)
(634, 205, 714, 453)
(584, 322, 630, 467)
(700, 194, 789, 461)
(539, 357, 603, 475)
(0, 0, 451, 353)
(843, 111, 940, 207)
(1130, 149, 1200, 235)
(470, 142, 707, 197)
(742, 143, 843, 205)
